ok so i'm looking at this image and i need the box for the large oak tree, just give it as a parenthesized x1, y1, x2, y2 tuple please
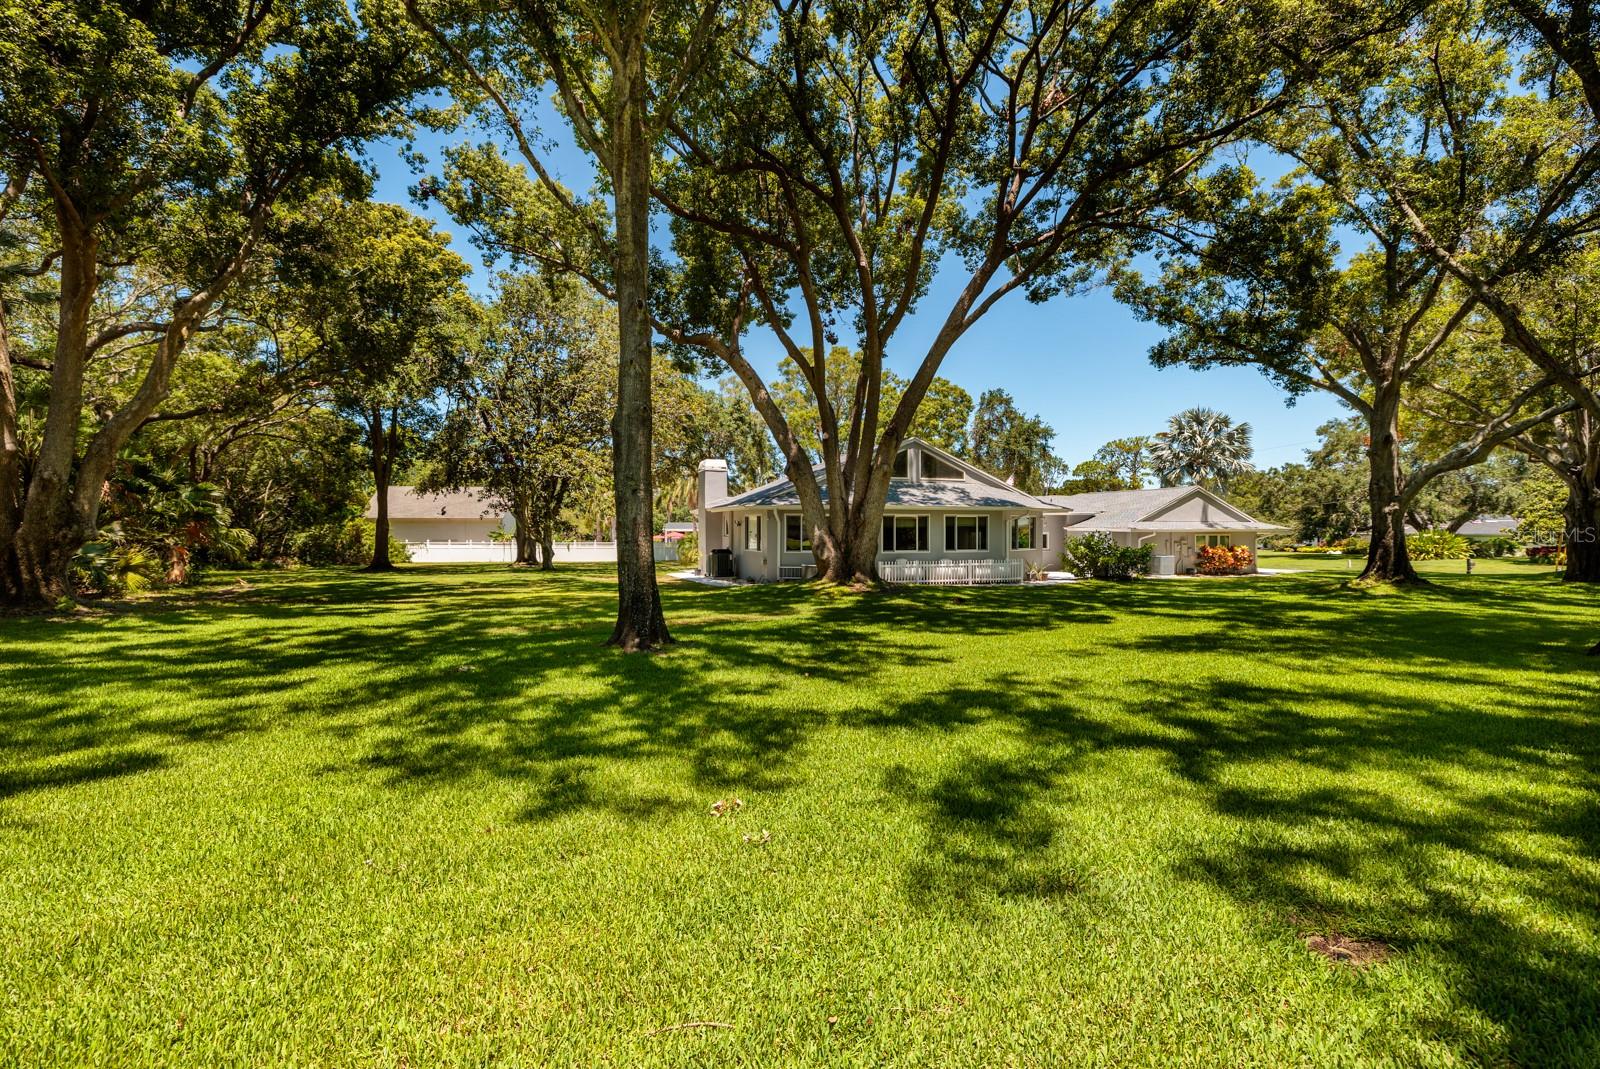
(407, 0, 742, 648)
(445, 0, 1340, 583)
(281, 199, 473, 571)
(0, 0, 443, 606)
(1303, 0, 1600, 581)
(422, 274, 613, 568)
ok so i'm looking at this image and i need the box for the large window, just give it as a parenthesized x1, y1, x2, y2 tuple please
(881, 514, 929, 552)
(1200, 534, 1231, 548)
(945, 515, 989, 551)
(892, 450, 911, 478)
(743, 514, 762, 551)
(785, 514, 811, 552)
(1013, 516, 1036, 550)
(921, 453, 964, 479)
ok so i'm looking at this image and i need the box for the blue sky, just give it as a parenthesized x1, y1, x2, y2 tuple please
(367, 130, 1346, 471)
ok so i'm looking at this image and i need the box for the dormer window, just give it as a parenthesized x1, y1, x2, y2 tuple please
(921, 453, 964, 480)
(892, 450, 910, 478)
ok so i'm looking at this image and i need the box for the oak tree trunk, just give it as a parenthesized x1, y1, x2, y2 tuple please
(4, 224, 100, 608)
(365, 406, 395, 572)
(1358, 392, 1422, 584)
(0, 292, 23, 603)
(604, 42, 671, 651)
(812, 495, 887, 586)
(1563, 477, 1600, 583)
(512, 498, 539, 565)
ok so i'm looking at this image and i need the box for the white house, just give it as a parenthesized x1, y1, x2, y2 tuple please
(1038, 486, 1288, 575)
(362, 487, 680, 564)
(695, 438, 1285, 582)
(364, 487, 509, 543)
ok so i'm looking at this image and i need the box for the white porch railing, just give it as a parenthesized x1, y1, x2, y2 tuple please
(879, 558, 1025, 585)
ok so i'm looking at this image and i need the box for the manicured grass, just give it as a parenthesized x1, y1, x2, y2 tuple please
(1258, 549, 1559, 577)
(2, 565, 1597, 1067)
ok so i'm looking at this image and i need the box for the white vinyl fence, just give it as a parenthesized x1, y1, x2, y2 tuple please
(878, 558, 1025, 585)
(402, 540, 681, 564)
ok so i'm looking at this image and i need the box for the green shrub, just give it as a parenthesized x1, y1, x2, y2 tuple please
(291, 520, 411, 566)
(676, 530, 698, 568)
(1409, 529, 1471, 560)
(70, 541, 161, 597)
(1061, 533, 1152, 579)
(1471, 535, 1520, 558)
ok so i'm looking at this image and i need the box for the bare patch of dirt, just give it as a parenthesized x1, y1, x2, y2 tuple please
(1305, 933, 1392, 968)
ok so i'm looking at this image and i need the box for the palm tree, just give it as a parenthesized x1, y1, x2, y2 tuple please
(1151, 408, 1254, 492)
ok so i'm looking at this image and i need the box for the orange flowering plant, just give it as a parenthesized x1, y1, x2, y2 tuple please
(1196, 545, 1254, 575)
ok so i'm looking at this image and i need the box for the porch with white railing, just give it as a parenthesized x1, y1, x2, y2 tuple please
(878, 558, 1025, 585)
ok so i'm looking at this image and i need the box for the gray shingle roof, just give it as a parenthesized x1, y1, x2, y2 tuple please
(1457, 515, 1517, 537)
(1039, 487, 1195, 528)
(706, 439, 1052, 512)
(364, 487, 503, 520)
(712, 476, 1048, 511)
(1040, 486, 1285, 532)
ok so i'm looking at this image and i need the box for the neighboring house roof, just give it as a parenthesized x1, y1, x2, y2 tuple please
(1039, 487, 1195, 528)
(705, 438, 1051, 512)
(1457, 515, 1518, 537)
(663, 522, 697, 533)
(1041, 485, 1287, 533)
(364, 486, 503, 521)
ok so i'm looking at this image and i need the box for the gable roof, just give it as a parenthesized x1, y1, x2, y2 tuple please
(706, 437, 1051, 512)
(1039, 486, 1195, 527)
(1040, 485, 1287, 533)
(364, 487, 503, 521)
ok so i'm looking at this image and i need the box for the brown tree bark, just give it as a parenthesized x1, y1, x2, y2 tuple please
(539, 523, 556, 572)
(7, 224, 100, 606)
(604, 35, 670, 650)
(1563, 476, 1600, 583)
(1358, 389, 1423, 584)
(0, 291, 24, 603)
(365, 405, 396, 572)
(512, 497, 540, 566)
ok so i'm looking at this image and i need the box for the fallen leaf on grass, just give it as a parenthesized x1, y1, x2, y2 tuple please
(1305, 933, 1391, 968)
(645, 1021, 733, 1037)
(710, 798, 743, 817)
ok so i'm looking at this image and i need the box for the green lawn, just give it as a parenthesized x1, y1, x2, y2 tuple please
(1258, 549, 1560, 577)
(2, 566, 1597, 1067)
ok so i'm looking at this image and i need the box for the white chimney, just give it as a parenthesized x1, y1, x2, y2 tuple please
(696, 459, 730, 574)
(697, 458, 729, 507)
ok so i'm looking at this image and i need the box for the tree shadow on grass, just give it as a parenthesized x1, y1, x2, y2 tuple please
(0, 748, 170, 800)
(1108, 572, 1600, 670)
(883, 745, 1087, 910)
(942, 669, 1598, 1065)
(838, 635, 1599, 1064)
(3, 567, 1599, 1060)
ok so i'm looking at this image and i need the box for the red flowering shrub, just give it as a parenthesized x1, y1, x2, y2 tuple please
(1196, 544, 1255, 575)
(1528, 545, 1567, 565)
